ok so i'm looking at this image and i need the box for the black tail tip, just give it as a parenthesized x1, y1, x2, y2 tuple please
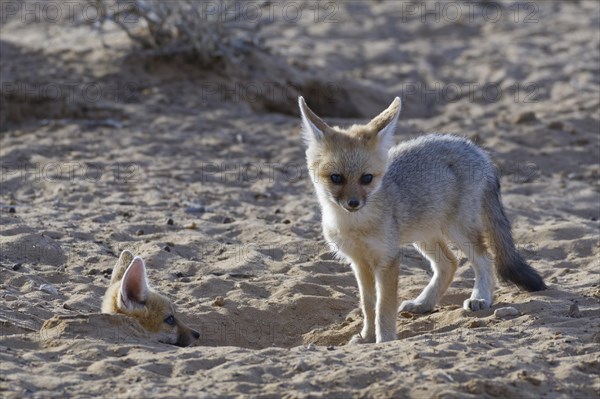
(499, 257, 547, 292)
(520, 275, 547, 292)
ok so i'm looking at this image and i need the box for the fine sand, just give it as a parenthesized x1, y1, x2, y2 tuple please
(1, 1, 599, 398)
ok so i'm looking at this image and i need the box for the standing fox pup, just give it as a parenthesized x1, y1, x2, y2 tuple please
(298, 96, 546, 344)
(102, 250, 200, 347)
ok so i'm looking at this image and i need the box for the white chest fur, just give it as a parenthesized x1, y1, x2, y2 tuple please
(321, 202, 396, 268)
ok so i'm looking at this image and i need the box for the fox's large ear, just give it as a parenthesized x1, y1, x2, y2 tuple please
(298, 96, 330, 145)
(368, 97, 401, 151)
(119, 257, 150, 310)
(110, 250, 134, 284)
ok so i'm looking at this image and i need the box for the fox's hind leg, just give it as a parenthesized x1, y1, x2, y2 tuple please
(399, 239, 458, 314)
(448, 228, 495, 311)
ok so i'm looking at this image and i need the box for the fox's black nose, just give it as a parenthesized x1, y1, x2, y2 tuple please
(192, 330, 200, 340)
(347, 199, 360, 208)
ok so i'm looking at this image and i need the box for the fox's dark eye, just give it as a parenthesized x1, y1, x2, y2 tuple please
(330, 174, 344, 184)
(164, 315, 175, 326)
(360, 174, 373, 185)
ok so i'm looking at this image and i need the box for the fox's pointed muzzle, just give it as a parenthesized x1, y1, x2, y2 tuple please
(340, 197, 363, 212)
(175, 327, 200, 347)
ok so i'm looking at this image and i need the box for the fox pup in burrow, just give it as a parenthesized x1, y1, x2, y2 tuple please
(298, 96, 546, 344)
(102, 250, 199, 347)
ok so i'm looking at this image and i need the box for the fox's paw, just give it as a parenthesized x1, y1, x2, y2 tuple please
(399, 300, 434, 314)
(376, 332, 397, 343)
(463, 298, 491, 312)
(348, 333, 375, 345)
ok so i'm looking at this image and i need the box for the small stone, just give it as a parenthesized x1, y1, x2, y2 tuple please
(213, 296, 225, 307)
(568, 302, 581, 318)
(282, 219, 291, 224)
(135, 229, 144, 236)
(5, 294, 17, 302)
(102, 268, 113, 276)
(40, 284, 59, 295)
(86, 268, 99, 275)
(306, 343, 316, 351)
(514, 111, 537, 124)
(294, 360, 308, 372)
(163, 245, 171, 252)
(174, 271, 185, 278)
(185, 222, 197, 230)
(494, 306, 519, 318)
(12, 263, 22, 271)
(326, 345, 335, 351)
(547, 121, 563, 130)
(63, 303, 73, 310)
(166, 218, 174, 225)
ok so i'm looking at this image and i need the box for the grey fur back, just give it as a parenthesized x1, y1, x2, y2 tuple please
(384, 134, 494, 225)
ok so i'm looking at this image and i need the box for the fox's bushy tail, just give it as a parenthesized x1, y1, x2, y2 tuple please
(483, 176, 546, 291)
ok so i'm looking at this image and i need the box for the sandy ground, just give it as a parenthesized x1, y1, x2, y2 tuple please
(1, 1, 599, 398)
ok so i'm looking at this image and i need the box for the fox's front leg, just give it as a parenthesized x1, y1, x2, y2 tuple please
(349, 262, 376, 344)
(374, 263, 399, 343)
